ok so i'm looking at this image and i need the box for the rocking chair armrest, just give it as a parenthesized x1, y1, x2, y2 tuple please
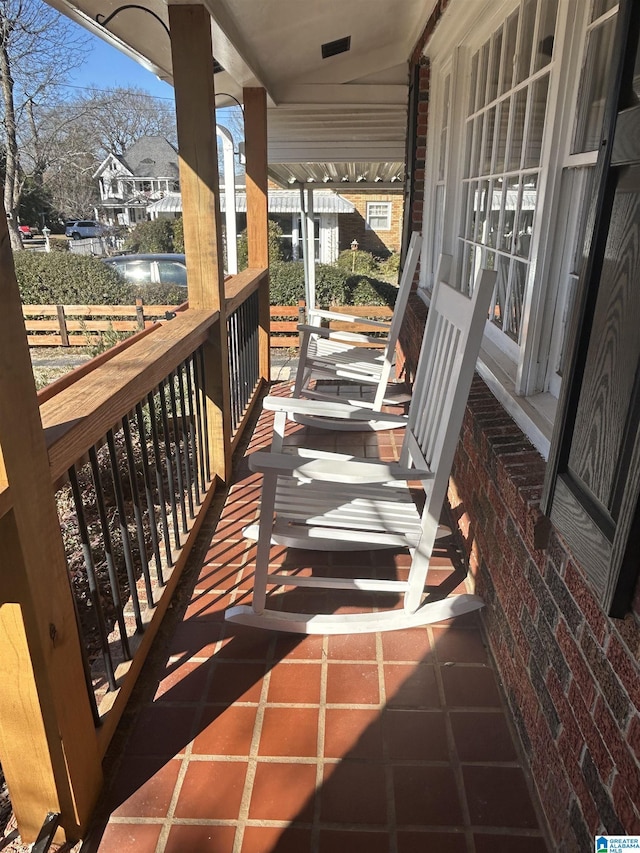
(297, 324, 389, 345)
(307, 309, 392, 330)
(249, 450, 433, 484)
(262, 395, 408, 427)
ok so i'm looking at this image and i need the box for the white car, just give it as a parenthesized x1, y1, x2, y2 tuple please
(65, 220, 105, 239)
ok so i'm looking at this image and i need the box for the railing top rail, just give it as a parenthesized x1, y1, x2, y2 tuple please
(41, 308, 218, 482)
(224, 267, 267, 316)
(22, 305, 181, 316)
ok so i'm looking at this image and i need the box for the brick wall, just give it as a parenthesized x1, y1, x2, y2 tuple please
(403, 0, 640, 844)
(446, 377, 640, 849)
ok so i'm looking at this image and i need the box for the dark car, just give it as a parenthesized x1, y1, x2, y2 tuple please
(102, 254, 187, 288)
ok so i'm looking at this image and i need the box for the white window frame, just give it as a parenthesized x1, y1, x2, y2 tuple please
(420, 0, 614, 457)
(365, 201, 392, 231)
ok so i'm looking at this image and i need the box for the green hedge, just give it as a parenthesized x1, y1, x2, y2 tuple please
(345, 274, 398, 307)
(14, 252, 133, 304)
(124, 219, 175, 254)
(336, 248, 380, 275)
(269, 261, 349, 307)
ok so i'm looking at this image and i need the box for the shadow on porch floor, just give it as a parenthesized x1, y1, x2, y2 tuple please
(81, 382, 552, 853)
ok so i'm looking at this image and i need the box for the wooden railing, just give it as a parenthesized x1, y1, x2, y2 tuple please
(0, 267, 268, 841)
(25, 299, 393, 350)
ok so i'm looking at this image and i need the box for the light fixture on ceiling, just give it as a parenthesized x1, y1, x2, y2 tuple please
(321, 36, 351, 59)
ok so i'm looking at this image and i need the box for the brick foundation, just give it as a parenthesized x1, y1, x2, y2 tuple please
(447, 375, 640, 849)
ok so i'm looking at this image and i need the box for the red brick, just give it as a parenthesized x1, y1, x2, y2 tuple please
(547, 670, 582, 760)
(607, 634, 640, 711)
(569, 682, 614, 783)
(593, 696, 640, 803)
(556, 619, 596, 709)
(612, 772, 640, 834)
(628, 713, 640, 763)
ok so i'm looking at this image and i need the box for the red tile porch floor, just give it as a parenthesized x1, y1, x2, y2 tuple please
(82, 383, 552, 853)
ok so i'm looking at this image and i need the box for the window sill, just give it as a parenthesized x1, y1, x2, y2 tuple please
(477, 342, 555, 460)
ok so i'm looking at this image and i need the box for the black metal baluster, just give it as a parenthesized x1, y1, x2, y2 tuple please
(185, 355, 203, 503)
(148, 390, 175, 564)
(68, 464, 117, 691)
(176, 363, 195, 518)
(197, 346, 211, 481)
(122, 414, 154, 607)
(106, 429, 144, 634)
(227, 311, 238, 431)
(88, 446, 131, 661)
(250, 291, 259, 390)
(158, 382, 182, 551)
(237, 304, 247, 416)
(166, 373, 189, 532)
(136, 401, 165, 584)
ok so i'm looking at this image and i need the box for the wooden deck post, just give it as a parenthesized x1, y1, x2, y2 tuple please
(0, 215, 102, 842)
(169, 3, 232, 481)
(243, 87, 271, 382)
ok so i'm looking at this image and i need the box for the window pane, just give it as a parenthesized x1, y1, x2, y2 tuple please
(534, 0, 558, 72)
(507, 89, 528, 171)
(591, 0, 616, 21)
(524, 74, 550, 167)
(488, 30, 503, 103)
(482, 106, 497, 173)
(471, 115, 484, 176)
(508, 260, 528, 341)
(476, 180, 490, 241)
(487, 182, 503, 248)
(464, 120, 474, 179)
(492, 255, 511, 329)
(515, 175, 537, 258)
(495, 99, 509, 172)
(499, 176, 521, 252)
(469, 51, 479, 114)
(572, 15, 617, 153)
(516, 0, 537, 84)
(476, 41, 490, 111)
(501, 11, 519, 94)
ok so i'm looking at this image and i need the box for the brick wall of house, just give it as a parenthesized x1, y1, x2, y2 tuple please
(402, 2, 640, 848)
(447, 376, 640, 849)
(338, 192, 404, 256)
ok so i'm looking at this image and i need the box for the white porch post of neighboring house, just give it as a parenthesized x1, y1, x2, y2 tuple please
(217, 124, 238, 274)
(306, 188, 316, 309)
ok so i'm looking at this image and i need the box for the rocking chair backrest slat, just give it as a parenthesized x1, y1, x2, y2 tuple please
(400, 262, 496, 477)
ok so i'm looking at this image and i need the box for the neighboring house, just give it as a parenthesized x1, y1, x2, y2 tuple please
(93, 136, 180, 227)
(147, 188, 356, 264)
(338, 189, 404, 256)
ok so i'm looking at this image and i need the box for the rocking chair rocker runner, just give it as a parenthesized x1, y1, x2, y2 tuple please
(292, 231, 422, 412)
(225, 262, 497, 634)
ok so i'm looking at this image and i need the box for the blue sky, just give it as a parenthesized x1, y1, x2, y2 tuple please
(64, 30, 175, 102)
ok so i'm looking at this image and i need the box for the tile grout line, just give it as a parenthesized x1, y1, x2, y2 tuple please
(377, 629, 398, 853)
(231, 634, 275, 853)
(430, 625, 476, 853)
(311, 634, 329, 853)
(152, 622, 229, 853)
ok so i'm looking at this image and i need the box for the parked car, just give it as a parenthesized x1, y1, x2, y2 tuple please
(65, 220, 104, 239)
(18, 225, 33, 240)
(102, 254, 187, 288)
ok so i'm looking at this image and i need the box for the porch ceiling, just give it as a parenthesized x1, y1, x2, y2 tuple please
(46, 0, 435, 187)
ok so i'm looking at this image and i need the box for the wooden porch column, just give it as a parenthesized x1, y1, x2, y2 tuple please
(0, 214, 102, 842)
(169, 3, 232, 481)
(243, 87, 271, 382)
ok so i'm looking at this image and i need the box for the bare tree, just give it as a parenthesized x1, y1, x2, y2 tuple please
(0, 0, 88, 250)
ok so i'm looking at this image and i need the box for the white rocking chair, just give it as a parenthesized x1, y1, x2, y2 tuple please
(292, 231, 422, 412)
(225, 264, 496, 634)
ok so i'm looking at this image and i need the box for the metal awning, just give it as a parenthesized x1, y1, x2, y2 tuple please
(146, 190, 356, 215)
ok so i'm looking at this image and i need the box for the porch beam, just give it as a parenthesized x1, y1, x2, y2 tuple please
(243, 86, 271, 383)
(169, 2, 232, 481)
(0, 214, 102, 843)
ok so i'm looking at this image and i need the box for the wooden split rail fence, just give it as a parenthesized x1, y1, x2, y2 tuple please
(24, 300, 394, 350)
